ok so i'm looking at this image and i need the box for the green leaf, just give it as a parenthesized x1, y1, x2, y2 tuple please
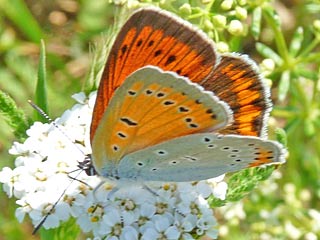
(0, 0, 43, 43)
(0, 90, 30, 140)
(209, 166, 276, 208)
(304, 118, 316, 137)
(262, 6, 289, 62)
(39, 219, 81, 240)
(208, 197, 226, 207)
(256, 42, 283, 66)
(278, 70, 290, 101)
(251, 7, 262, 40)
(289, 27, 304, 57)
(295, 68, 318, 81)
(263, 7, 281, 28)
(34, 40, 48, 122)
(275, 128, 288, 146)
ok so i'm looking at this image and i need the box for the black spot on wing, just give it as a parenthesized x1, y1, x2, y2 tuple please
(128, 90, 136, 96)
(164, 55, 176, 66)
(120, 117, 138, 126)
(163, 100, 175, 106)
(145, 89, 153, 95)
(121, 45, 127, 54)
(136, 39, 143, 47)
(117, 132, 127, 139)
(154, 50, 162, 56)
(178, 106, 189, 113)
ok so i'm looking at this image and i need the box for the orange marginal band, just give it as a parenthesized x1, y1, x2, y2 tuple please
(202, 55, 271, 138)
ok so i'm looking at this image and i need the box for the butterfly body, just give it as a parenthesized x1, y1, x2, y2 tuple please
(90, 8, 286, 183)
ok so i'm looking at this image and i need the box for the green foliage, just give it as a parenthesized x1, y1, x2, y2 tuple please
(0, 0, 43, 42)
(0, 90, 30, 140)
(34, 39, 48, 122)
(209, 166, 276, 207)
(39, 219, 81, 240)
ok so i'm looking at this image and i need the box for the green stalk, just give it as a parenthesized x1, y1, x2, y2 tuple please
(262, 7, 289, 64)
(34, 40, 48, 122)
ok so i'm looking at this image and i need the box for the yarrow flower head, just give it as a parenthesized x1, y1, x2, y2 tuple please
(0, 91, 227, 239)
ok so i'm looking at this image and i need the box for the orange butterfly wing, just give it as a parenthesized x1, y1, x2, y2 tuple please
(92, 67, 232, 171)
(91, 8, 271, 142)
(91, 8, 218, 142)
(202, 54, 271, 138)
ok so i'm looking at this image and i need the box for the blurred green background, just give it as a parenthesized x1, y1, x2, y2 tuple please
(0, 0, 320, 239)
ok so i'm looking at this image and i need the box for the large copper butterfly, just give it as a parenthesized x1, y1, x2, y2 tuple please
(89, 7, 285, 182)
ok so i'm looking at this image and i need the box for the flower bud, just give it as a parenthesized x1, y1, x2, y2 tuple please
(179, 3, 192, 15)
(235, 6, 247, 20)
(212, 15, 227, 29)
(221, 0, 233, 10)
(227, 20, 244, 36)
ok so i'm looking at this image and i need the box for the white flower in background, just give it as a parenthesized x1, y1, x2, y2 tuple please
(0, 91, 227, 239)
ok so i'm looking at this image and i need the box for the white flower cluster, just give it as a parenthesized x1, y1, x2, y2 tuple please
(0, 92, 228, 239)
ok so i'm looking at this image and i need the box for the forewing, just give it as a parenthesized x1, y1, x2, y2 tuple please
(91, 66, 232, 176)
(91, 8, 218, 141)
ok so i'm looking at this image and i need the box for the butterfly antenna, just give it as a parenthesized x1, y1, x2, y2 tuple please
(28, 100, 87, 157)
(32, 169, 83, 234)
(28, 101, 96, 233)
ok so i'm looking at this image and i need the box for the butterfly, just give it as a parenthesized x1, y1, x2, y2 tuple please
(89, 7, 285, 182)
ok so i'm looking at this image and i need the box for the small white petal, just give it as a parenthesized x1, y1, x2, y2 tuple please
(120, 226, 138, 240)
(165, 225, 180, 239)
(72, 92, 87, 103)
